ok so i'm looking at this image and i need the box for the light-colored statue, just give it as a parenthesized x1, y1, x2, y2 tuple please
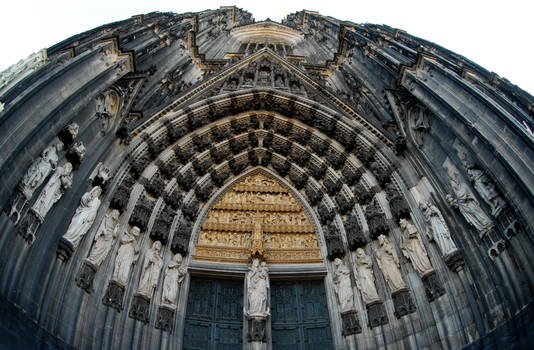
(162, 253, 187, 307)
(467, 168, 506, 217)
(400, 219, 433, 276)
(62, 186, 102, 249)
(354, 248, 380, 304)
(138, 241, 164, 297)
(420, 201, 458, 255)
(447, 178, 493, 235)
(375, 235, 406, 292)
(112, 226, 140, 285)
(86, 209, 120, 267)
(332, 258, 354, 312)
(246, 258, 269, 316)
(31, 162, 73, 222)
(19, 142, 63, 200)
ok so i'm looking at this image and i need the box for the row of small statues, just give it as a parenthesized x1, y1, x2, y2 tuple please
(198, 230, 318, 249)
(219, 191, 297, 206)
(205, 210, 309, 226)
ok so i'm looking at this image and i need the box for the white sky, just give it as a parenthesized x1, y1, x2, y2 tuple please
(1, 0, 533, 95)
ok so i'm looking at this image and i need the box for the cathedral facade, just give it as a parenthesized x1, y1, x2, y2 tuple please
(0, 6, 533, 349)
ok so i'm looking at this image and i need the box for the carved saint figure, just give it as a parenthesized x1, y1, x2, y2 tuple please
(31, 162, 73, 222)
(246, 258, 269, 316)
(112, 226, 140, 285)
(19, 142, 63, 200)
(467, 168, 506, 217)
(400, 219, 433, 276)
(162, 253, 187, 307)
(354, 248, 380, 304)
(420, 201, 458, 256)
(447, 178, 493, 235)
(138, 240, 164, 297)
(86, 209, 120, 267)
(332, 258, 355, 312)
(375, 235, 406, 292)
(62, 186, 102, 249)
(250, 212, 264, 258)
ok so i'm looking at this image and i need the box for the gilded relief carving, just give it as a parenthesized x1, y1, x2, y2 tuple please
(194, 173, 322, 263)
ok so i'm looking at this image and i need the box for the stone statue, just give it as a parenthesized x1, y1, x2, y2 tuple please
(162, 253, 187, 307)
(354, 248, 380, 304)
(250, 212, 264, 258)
(332, 258, 355, 312)
(30, 162, 73, 222)
(467, 168, 506, 217)
(246, 258, 269, 316)
(19, 142, 63, 200)
(400, 218, 433, 276)
(420, 201, 458, 256)
(62, 187, 102, 249)
(86, 209, 120, 267)
(138, 241, 164, 298)
(375, 235, 406, 292)
(447, 178, 493, 235)
(112, 226, 140, 285)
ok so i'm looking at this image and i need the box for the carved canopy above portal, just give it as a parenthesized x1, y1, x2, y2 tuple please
(194, 173, 322, 264)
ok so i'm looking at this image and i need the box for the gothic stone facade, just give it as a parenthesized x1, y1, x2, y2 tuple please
(0, 6, 533, 350)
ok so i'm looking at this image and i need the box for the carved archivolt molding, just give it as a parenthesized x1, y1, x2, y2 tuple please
(193, 173, 322, 263)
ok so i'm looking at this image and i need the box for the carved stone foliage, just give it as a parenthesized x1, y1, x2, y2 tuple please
(192, 133, 211, 152)
(248, 150, 259, 166)
(145, 174, 165, 198)
(272, 158, 291, 177)
(367, 301, 388, 328)
(392, 289, 416, 318)
(290, 128, 311, 146)
(142, 133, 165, 159)
(353, 183, 373, 205)
(365, 202, 389, 239)
(324, 177, 342, 196)
(75, 261, 97, 293)
(155, 306, 175, 332)
(183, 199, 199, 221)
(305, 185, 323, 206)
(150, 207, 174, 244)
(422, 271, 446, 302)
(342, 166, 362, 187)
(195, 183, 214, 202)
(370, 162, 390, 187)
(211, 170, 230, 187)
(129, 294, 150, 323)
(210, 145, 229, 163)
(231, 118, 250, 134)
(324, 222, 345, 260)
(317, 203, 334, 225)
(335, 193, 354, 215)
(355, 144, 374, 166)
(326, 151, 345, 170)
(163, 189, 182, 211)
(344, 215, 366, 250)
(248, 132, 259, 147)
(309, 138, 328, 156)
(291, 148, 310, 167)
(130, 155, 150, 179)
(192, 158, 211, 176)
(102, 280, 125, 311)
(129, 197, 153, 232)
(174, 145, 195, 164)
(229, 157, 247, 175)
(272, 139, 290, 156)
(386, 184, 410, 221)
(177, 170, 195, 191)
(341, 310, 362, 336)
(171, 220, 192, 255)
(248, 318, 267, 342)
(289, 170, 308, 190)
(187, 113, 208, 132)
(229, 137, 248, 154)
(211, 124, 232, 142)
(308, 162, 327, 180)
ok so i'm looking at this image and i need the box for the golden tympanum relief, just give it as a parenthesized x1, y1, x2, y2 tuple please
(194, 173, 322, 263)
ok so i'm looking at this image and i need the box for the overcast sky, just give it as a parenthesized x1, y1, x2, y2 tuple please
(1, 0, 533, 95)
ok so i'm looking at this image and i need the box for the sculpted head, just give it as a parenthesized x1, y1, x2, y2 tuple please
(334, 258, 342, 266)
(110, 209, 120, 221)
(131, 226, 141, 237)
(419, 201, 428, 211)
(174, 253, 183, 264)
(63, 162, 73, 173)
(91, 186, 102, 199)
(399, 218, 407, 230)
(356, 248, 365, 259)
(153, 241, 162, 252)
(378, 234, 387, 246)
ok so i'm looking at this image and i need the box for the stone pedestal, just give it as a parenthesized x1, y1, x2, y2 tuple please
(392, 288, 416, 318)
(445, 249, 465, 272)
(155, 305, 175, 332)
(75, 260, 97, 293)
(341, 310, 362, 336)
(129, 293, 151, 323)
(422, 271, 446, 302)
(247, 316, 267, 343)
(367, 301, 388, 328)
(57, 238, 75, 260)
(102, 280, 125, 311)
(16, 211, 40, 243)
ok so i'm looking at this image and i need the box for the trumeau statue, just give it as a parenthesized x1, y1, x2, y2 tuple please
(62, 186, 102, 249)
(86, 209, 120, 267)
(375, 234, 407, 293)
(162, 253, 187, 307)
(354, 248, 380, 304)
(420, 201, 458, 256)
(138, 241, 164, 298)
(332, 258, 355, 312)
(112, 226, 141, 285)
(19, 142, 63, 200)
(246, 258, 269, 316)
(447, 177, 493, 236)
(30, 162, 73, 222)
(467, 168, 506, 217)
(400, 218, 433, 276)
